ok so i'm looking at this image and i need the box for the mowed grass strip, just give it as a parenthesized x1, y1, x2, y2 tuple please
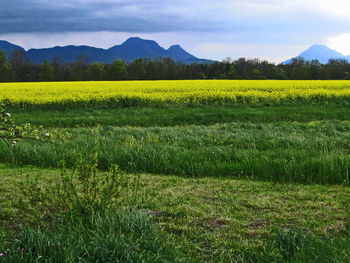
(0, 166, 349, 262)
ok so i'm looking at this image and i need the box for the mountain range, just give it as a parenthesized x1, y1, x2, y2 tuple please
(283, 44, 350, 64)
(0, 37, 212, 64)
(1, 38, 349, 65)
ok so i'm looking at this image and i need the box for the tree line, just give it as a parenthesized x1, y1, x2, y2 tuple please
(1, 49, 350, 82)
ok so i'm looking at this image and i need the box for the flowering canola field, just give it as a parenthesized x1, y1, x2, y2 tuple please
(1, 80, 350, 107)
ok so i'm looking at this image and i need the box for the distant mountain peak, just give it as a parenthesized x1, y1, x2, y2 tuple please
(167, 44, 196, 61)
(302, 44, 344, 55)
(121, 37, 160, 47)
(168, 44, 183, 50)
(284, 44, 348, 64)
(309, 44, 332, 48)
(0, 40, 25, 58)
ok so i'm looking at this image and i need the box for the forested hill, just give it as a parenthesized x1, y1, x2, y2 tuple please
(0, 37, 212, 64)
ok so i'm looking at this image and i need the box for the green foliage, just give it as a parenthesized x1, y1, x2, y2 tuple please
(276, 68, 287, 80)
(344, 72, 350, 80)
(127, 58, 146, 80)
(291, 64, 310, 80)
(89, 62, 105, 80)
(0, 103, 70, 145)
(2, 52, 350, 81)
(19, 151, 137, 218)
(251, 68, 265, 79)
(0, 209, 184, 263)
(39, 60, 53, 81)
(227, 64, 236, 79)
(0, 50, 9, 81)
(105, 60, 126, 80)
(2, 150, 181, 262)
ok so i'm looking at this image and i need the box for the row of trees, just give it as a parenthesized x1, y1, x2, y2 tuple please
(1, 49, 350, 82)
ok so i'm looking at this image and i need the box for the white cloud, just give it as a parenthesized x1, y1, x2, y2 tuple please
(193, 42, 308, 63)
(328, 33, 350, 55)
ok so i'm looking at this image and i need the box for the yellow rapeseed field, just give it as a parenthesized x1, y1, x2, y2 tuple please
(1, 80, 350, 106)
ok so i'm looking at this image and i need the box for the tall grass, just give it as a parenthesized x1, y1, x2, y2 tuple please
(1, 120, 349, 184)
(0, 209, 184, 263)
(234, 228, 350, 263)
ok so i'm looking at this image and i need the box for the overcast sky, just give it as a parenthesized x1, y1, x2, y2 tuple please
(1, 0, 350, 63)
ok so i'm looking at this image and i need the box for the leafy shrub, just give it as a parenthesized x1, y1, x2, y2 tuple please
(19, 150, 138, 218)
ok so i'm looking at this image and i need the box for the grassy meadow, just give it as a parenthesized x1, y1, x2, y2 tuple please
(0, 80, 350, 262)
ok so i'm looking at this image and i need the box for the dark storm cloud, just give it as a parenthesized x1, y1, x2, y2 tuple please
(2, 0, 350, 44)
(2, 0, 350, 61)
(0, 0, 222, 33)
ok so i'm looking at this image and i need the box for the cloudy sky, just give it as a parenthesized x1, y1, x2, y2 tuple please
(1, 0, 350, 63)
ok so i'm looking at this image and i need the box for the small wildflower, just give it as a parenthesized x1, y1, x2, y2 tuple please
(45, 132, 50, 137)
(0, 253, 3, 257)
(5, 112, 11, 117)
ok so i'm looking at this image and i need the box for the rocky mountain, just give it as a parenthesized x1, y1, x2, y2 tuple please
(0, 37, 212, 64)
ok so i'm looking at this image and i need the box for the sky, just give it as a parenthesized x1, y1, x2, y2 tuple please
(1, 0, 350, 63)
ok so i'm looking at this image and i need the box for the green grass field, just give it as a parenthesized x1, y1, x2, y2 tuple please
(1, 81, 350, 262)
(1, 104, 350, 184)
(1, 165, 349, 262)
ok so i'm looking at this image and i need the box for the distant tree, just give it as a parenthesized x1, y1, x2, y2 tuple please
(208, 62, 224, 79)
(51, 56, 62, 80)
(127, 58, 146, 80)
(163, 58, 178, 80)
(318, 67, 330, 80)
(188, 63, 203, 79)
(10, 49, 31, 81)
(105, 60, 126, 80)
(222, 57, 232, 64)
(78, 55, 90, 80)
(251, 69, 265, 79)
(68, 54, 90, 80)
(289, 58, 310, 80)
(89, 63, 105, 81)
(227, 64, 236, 79)
(0, 50, 10, 81)
(327, 59, 349, 79)
(39, 60, 54, 81)
(291, 65, 309, 80)
(344, 72, 350, 80)
(309, 59, 322, 79)
(233, 58, 251, 79)
(275, 68, 287, 80)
